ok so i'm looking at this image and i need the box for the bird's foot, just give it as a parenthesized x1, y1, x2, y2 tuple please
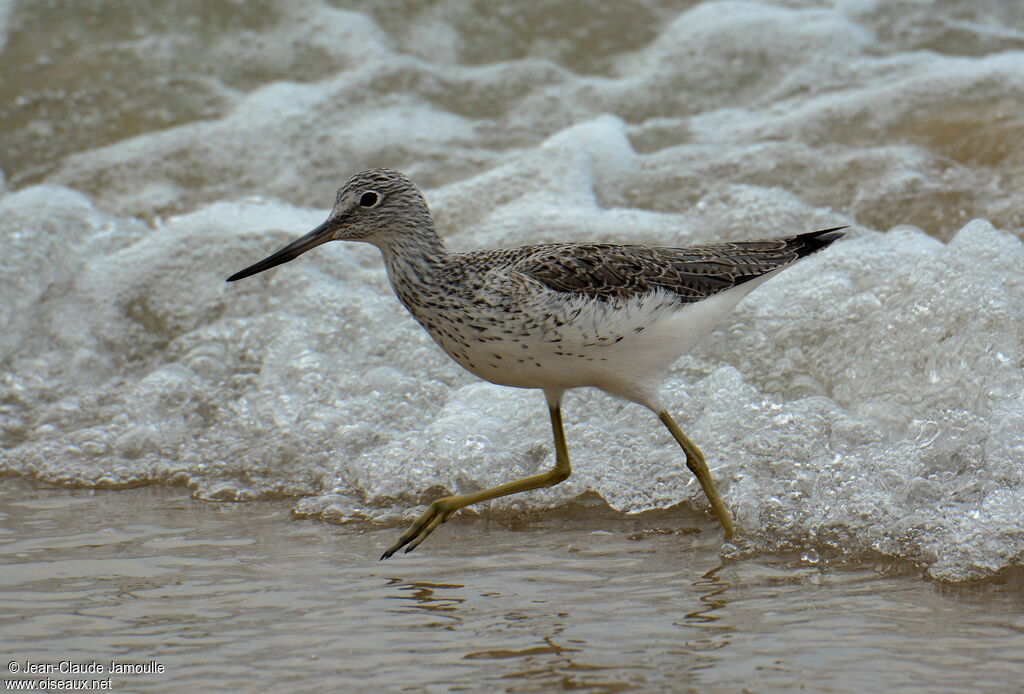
(381, 497, 456, 559)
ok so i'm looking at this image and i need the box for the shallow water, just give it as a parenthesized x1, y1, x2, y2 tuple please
(2, 0, 1024, 689)
(3, 480, 1024, 693)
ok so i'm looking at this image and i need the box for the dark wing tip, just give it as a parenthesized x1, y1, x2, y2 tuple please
(790, 226, 848, 259)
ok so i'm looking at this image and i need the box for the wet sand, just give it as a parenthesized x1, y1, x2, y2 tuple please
(2, 479, 1022, 693)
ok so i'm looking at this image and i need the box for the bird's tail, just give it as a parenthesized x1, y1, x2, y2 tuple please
(705, 225, 846, 289)
(785, 226, 848, 259)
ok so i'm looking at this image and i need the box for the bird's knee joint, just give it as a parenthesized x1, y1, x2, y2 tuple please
(430, 498, 455, 515)
(547, 467, 570, 485)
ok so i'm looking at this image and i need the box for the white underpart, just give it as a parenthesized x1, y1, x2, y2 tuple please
(453, 270, 784, 410)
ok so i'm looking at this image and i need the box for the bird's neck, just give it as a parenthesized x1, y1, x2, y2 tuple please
(375, 225, 449, 307)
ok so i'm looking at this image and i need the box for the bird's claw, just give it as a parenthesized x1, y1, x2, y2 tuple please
(380, 498, 455, 559)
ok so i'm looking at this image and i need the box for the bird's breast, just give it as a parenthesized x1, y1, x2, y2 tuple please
(401, 293, 669, 392)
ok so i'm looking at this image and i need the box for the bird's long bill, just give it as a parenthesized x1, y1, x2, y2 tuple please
(226, 220, 334, 282)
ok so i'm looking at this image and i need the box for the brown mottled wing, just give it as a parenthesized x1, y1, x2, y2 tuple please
(517, 227, 846, 303)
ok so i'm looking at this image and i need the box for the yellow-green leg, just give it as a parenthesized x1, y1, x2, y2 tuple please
(381, 394, 571, 559)
(658, 411, 735, 539)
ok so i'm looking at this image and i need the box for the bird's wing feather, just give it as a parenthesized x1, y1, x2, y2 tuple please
(513, 228, 845, 303)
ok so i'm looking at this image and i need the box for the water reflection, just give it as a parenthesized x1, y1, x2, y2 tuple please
(383, 578, 467, 627)
(464, 630, 638, 694)
(383, 575, 636, 690)
(463, 635, 579, 660)
(680, 564, 732, 628)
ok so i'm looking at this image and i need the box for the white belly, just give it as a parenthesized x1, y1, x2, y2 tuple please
(421, 275, 777, 405)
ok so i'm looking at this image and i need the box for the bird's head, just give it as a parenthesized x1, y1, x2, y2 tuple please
(227, 168, 434, 282)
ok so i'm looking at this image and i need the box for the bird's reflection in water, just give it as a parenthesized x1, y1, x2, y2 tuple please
(380, 531, 737, 690)
(670, 562, 736, 673)
(384, 578, 467, 628)
(460, 601, 642, 692)
(682, 564, 732, 627)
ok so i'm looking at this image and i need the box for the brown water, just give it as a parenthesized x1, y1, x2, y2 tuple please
(2, 479, 1022, 693)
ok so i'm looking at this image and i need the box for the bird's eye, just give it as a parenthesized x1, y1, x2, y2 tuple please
(359, 191, 380, 208)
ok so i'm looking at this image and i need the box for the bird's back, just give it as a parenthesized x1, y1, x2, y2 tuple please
(506, 227, 846, 305)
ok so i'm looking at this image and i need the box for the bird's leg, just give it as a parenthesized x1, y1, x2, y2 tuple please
(658, 411, 735, 539)
(381, 398, 572, 559)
